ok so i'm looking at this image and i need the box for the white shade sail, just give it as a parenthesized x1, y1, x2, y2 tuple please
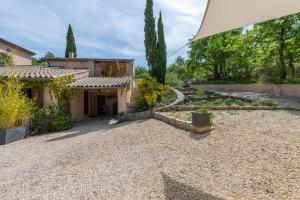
(194, 0, 300, 40)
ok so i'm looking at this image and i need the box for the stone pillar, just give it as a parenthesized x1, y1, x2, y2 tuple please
(118, 88, 127, 113)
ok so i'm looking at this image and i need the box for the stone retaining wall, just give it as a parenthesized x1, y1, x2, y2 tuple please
(118, 111, 154, 123)
(119, 87, 184, 123)
(153, 112, 212, 134)
(191, 84, 300, 98)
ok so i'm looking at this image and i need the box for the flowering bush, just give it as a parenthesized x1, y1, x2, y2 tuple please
(135, 75, 164, 109)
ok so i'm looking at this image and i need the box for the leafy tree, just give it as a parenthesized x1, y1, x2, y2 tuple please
(32, 52, 55, 65)
(44, 52, 55, 59)
(251, 14, 300, 81)
(144, 0, 157, 76)
(65, 24, 77, 58)
(167, 56, 188, 80)
(172, 57, 187, 75)
(0, 52, 14, 67)
(185, 13, 300, 84)
(156, 11, 167, 84)
(135, 66, 149, 79)
(188, 29, 245, 81)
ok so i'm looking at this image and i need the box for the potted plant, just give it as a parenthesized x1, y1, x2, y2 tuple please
(191, 108, 212, 128)
(0, 78, 33, 145)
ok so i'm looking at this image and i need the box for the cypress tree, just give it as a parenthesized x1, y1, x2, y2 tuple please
(157, 11, 167, 84)
(65, 24, 77, 58)
(144, 0, 157, 77)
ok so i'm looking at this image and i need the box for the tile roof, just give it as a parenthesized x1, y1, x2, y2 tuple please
(47, 57, 134, 62)
(0, 67, 89, 80)
(68, 77, 131, 88)
(0, 38, 36, 55)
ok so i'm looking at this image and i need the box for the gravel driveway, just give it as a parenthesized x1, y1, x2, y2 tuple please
(0, 111, 299, 200)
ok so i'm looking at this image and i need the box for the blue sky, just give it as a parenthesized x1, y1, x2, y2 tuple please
(0, 0, 207, 66)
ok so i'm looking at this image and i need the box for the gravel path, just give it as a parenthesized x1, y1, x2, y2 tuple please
(210, 89, 300, 109)
(0, 111, 299, 200)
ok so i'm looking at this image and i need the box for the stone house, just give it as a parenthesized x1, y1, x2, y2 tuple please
(0, 38, 35, 65)
(0, 38, 136, 121)
(0, 62, 135, 121)
(47, 57, 135, 121)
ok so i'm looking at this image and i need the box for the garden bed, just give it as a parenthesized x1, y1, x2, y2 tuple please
(154, 87, 177, 108)
(182, 88, 278, 108)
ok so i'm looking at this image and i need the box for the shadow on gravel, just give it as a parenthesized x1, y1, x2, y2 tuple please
(189, 132, 211, 141)
(285, 110, 300, 116)
(162, 173, 224, 200)
(45, 119, 142, 142)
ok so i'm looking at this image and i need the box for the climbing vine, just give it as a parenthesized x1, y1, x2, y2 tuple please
(23, 75, 75, 114)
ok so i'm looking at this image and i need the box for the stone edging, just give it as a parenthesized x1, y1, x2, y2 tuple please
(119, 87, 185, 123)
(153, 112, 213, 134)
(158, 105, 300, 112)
(154, 87, 185, 111)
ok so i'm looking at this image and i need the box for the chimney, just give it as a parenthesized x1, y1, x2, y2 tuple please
(69, 52, 74, 58)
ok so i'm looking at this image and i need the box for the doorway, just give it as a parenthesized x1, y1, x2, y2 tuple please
(97, 95, 106, 115)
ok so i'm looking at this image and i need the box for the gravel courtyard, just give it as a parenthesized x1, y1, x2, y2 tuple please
(0, 110, 299, 200)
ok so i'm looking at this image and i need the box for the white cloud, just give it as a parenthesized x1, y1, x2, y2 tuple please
(157, 0, 206, 16)
(0, 0, 207, 65)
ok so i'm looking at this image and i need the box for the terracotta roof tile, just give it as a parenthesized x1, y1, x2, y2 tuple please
(47, 57, 134, 62)
(68, 77, 131, 88)
(0, 67, 89, 80)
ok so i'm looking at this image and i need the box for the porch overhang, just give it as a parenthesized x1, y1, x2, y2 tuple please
(68, 77, 131, 89)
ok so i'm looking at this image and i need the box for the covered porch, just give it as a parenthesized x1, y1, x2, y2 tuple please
(69, 77, 132, 121)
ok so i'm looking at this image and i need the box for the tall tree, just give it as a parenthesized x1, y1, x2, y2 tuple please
(144, 0, 157, 76)
(65, 24, 77, 58)
(251, 14, 300, 81)
(188, 29, 245, 81)
(156, 11, 167, 84)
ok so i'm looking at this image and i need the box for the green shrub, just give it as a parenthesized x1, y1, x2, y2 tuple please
(259, 99, 277, 107)
(52, 115, 73, 131)
(196, 100, 208, 106)
(234, 100, 246, 106)
(135, 75, 164, 109)
(156, 87, 176, 108)
(165, 72, 183, 90)
(212, 99, 225, 106)
(196, 108, 208, 113)
(196, 89, 205, 97)
(0, 78, 34, 129)
(117, 112, 126, 117)
(31, 105, 73, 134)
(251, 101, 261, 106)
(224, 98, 234, 106)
